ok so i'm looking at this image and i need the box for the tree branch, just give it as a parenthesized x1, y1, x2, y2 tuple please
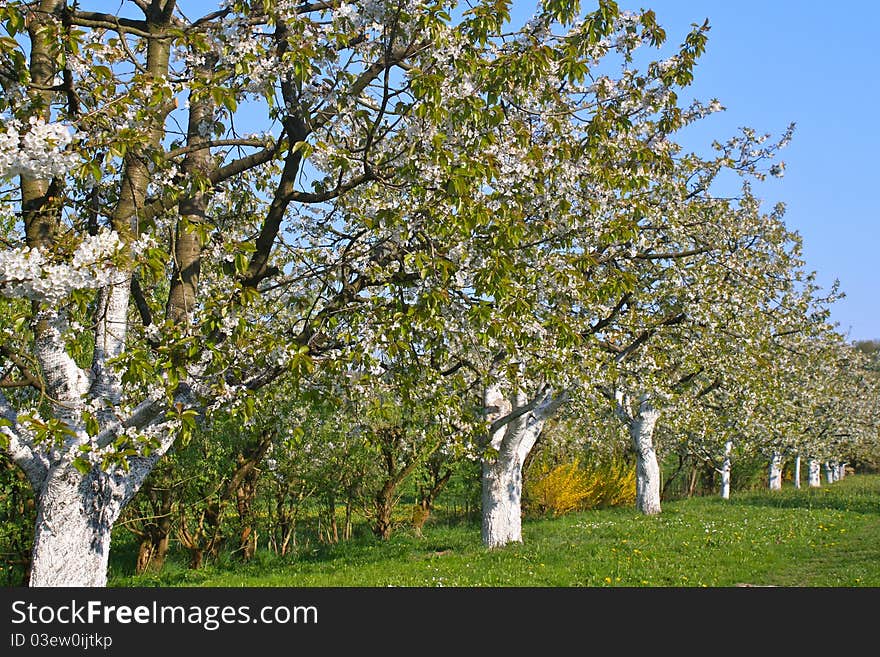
(0, 344, 43, 392)
(94, 394, 165, 449)
(488, 385, 557, 436)
(587, 292, 631, 335)
(633, 246, 712, 260)
(0, 390, 48, 491)
(207, 143, 281, 186)
(69, 10, 152, 38)
(166, 138, 273, 161)
(614, 311, 687, 364)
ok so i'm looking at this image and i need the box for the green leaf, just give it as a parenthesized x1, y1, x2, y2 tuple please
(83, 411, 99, 437)
(72, 457, 92, 475)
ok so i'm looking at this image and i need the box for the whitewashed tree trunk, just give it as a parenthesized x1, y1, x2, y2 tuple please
(4, 271, 175, 586)
(617, 393, 661, 515)
(768, 452, 783, 490)
(824, 462, 834, 484)
(720, 440, 733, 500)
(27, 437, 172, 587)
(793, 454, 801, 489)
(481, 382, 566, 548)
(481, 456, 528, 548)
(7, 7, 178, 587)
(837, 463, 846, 480)
(808, 459, 821, 487)
(30, 466, 120, 587)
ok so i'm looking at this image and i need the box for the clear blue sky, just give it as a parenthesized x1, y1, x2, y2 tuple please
(583, 0, 880, 342)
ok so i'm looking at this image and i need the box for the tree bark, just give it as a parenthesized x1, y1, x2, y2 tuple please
(30, 476, 113, 586)
(613, 391, 661, 513)
(793, 453, 801, 489)
(235, 469, 260, 561)
(166, 57, 215, 326)
(808, 459, 821, 488)
(373, 484, 395, 540)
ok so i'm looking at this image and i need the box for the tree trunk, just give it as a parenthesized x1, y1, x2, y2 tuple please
(412, 466, 452, 537)
(29, 467, 119, 587)
(838, 463, 846, 480)
(136, 530, 171, 575)
(373, 483, 395, 540)
(808, 459, 821, 488)
(629, 397, 661, 515)
(480, 384, 563, 548)
(178, 500, 223, 570)
(793, 453, 801, 489)
(768, 452, 783, 490)
(720, 440, 733, 500)
(687, 465, 699, 498)
(318, 494, 339, 544)
(343, 493, 354, 541)
(273, 490, 298, 556)
(370, 425, 429, 540)
(15, 1, 176, 588)
(824, 462, 834, 484)
(235, 467, 261, 561)
(135, 485, 174, 574)
(481, 454, 526, 547)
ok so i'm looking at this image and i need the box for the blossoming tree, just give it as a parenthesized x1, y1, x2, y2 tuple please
(1, 0, 608, 585)
(318, 4, 808, 541)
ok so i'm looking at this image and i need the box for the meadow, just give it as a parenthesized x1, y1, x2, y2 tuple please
(108, 473, 880, 588)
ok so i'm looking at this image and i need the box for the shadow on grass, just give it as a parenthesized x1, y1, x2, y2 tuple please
(109, 518, 482, 586)
(722, 485, 880, 517)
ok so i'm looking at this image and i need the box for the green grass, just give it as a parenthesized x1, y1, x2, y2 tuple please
(108, 474, 880, 587)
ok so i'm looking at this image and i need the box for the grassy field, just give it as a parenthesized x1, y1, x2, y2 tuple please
(109, 473, 880, 587)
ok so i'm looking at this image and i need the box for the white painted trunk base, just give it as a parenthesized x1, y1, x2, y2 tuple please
(480, 383, 562, 549)
(630, 401, 661, 515)
(720, 440, 733, 500)
(481, 458, 524, 548)
(768, 453, 783, 490)
(27, 442, 169, 586)
(793, 454, 801, 489)
(29, 466, 120, 587)
(824, 462, 834, 484)
(808, 459, 821, 488)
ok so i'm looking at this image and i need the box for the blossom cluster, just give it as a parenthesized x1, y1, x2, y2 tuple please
(0, 117, 79, 180)
(0, 229, 124, 304)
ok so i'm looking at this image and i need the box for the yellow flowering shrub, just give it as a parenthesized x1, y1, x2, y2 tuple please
(529, 459, 596, 516)
(592, 458, 637, 507)
(527, 457, 636, 516)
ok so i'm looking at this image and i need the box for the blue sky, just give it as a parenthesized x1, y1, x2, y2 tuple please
(577, 0, 880, 342)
